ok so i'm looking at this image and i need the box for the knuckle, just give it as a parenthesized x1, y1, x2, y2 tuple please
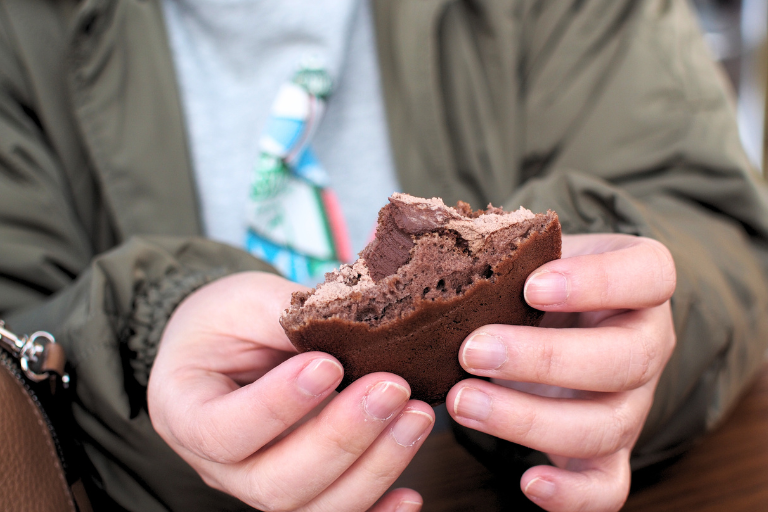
(358, 459, 400, 489)
(575, 498, 598, 512)
(511, 405, 539, 442)
(583, 403, 635, 458)
(645, 239, 677, 301)
(320, 415, 369, 459)
(534, 340, 558, 383)
(569, 455, 631, 512)
(568, 473, 608, 512)
(575, 494, 625, 512)
(258, 394, 296, 434)
(150, 406, 177, 446)
(612, 482, 631, 511)
(661, 302, 677, 357)
(624, 332, 656, 389)
(573, 487, 629, 512)
(184, 416, 242, 464)
(246, 468, 305, 512)
(578, 458, 631, 512)
(596, 264, 613, 310)
(667, 323, 678, 357)
(604, 403, 636, 455)
(260, 496, 302, 512)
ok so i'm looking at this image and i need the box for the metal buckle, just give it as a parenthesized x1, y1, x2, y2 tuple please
(0, 321, 69, 386)
(20, 331, 56, 383)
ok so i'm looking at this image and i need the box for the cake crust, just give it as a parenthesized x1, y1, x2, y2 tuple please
(281, 195, 562, 405)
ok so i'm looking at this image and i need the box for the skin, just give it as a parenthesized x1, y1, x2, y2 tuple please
(148, 233, 676, 512)
(450, 233, 677, 511)
(148, 272, 434, 512)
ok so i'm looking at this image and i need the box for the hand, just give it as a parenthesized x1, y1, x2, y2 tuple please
(447, 234, 677, 512)
(147, 272, 434, 512)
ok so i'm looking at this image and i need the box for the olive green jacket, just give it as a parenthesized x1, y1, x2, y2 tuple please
(2, 0, 768, 510)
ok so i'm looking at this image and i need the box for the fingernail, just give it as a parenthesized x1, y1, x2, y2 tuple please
(525, 271, 568, 306)
(364, 382, 410, 420)
(392, 410, 434, 447)
(462, 333, 507, 370)
(395, 500, 423, 512)
(524, 477, 556, 501)
(454, 387, 492, 421)
(297, 359, 343, 396)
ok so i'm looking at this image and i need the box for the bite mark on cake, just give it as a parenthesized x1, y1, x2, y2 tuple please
(285, 193, 555, 329)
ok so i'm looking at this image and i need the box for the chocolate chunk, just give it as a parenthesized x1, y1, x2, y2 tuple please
(361, 194, 466, 282)
(359, 208, 414, 282)
(388, 194, 461, 234)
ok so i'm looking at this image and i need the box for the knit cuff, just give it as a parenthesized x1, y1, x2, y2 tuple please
(125, 267, 226, 387)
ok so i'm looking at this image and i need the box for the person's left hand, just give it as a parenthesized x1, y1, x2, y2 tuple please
(446, 234, 677, 512)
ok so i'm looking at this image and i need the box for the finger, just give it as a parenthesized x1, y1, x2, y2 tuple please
(225, 373, 412, 511)
(162, 272, 303, 358)
(368, 488, 424, 512)
(153, 351, 344, 464)
(446, 379, 652, 460)
(520, 451, 631, 512)
(459, 305, 674, 392)
(309, 403, 434, 512)
(524, 235, 676, 311)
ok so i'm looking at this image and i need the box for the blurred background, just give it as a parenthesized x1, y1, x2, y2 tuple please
(692, 0, 768, 172)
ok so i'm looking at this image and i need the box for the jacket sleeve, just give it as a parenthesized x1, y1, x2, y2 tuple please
(506, 0, 768, 468)
(5, 238, 272, 512)
(0, 11, 269, 512)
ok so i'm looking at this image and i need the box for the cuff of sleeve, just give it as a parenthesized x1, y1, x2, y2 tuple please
(125, 267, 227, 387)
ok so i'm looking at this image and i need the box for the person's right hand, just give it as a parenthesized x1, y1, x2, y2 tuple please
(147, 271, 434, 512)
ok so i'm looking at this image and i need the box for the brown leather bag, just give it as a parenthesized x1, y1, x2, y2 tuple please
(0, 323, 92, 512)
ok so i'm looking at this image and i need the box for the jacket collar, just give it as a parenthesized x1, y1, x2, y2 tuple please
(67, 0, 202, 239)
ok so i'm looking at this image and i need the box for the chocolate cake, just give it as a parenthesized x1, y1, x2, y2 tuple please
(280, 193, 561, 405)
